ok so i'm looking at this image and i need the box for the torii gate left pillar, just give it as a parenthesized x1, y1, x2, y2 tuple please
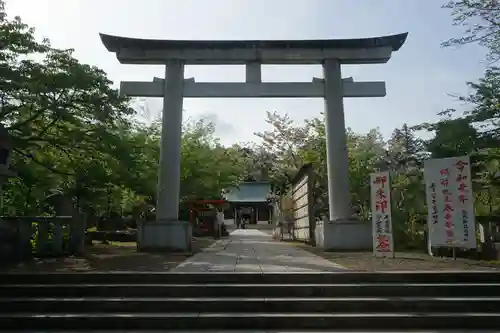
(100, 33, 407, 251)
(157, 61, 184, 222)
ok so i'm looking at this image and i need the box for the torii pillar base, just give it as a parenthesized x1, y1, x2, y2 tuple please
(137, 220, 192, 252)
(315, 219, 372, 251)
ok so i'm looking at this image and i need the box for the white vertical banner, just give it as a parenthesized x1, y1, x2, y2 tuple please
(370, 171, 395, 257)
(424, 156, 476, 249)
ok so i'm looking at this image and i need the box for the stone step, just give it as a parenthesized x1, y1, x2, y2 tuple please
(18, 331, 500, 333)
(1, 297, 499, 314)
(1, 271, 499, 284)
(1, 312, 500, 330)
(1, 283, 498, 298)
(2, 272, 499, 330)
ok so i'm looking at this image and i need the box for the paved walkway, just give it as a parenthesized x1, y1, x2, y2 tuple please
(171, 229, 347, 272)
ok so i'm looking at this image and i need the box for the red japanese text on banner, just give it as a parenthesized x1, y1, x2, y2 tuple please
(370, 171, 394, 257)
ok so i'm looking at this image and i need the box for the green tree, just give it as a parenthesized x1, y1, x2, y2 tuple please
(254, 111, 309, 193)
(0, 1, 248, 222)
(443, 0, 500, 61)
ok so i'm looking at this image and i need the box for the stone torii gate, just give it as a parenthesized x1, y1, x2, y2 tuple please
(100, 33, 407, 251)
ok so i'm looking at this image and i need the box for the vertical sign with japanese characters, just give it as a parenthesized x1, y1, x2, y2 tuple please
(370, 171, 394, 257)
(424, 156, 476, 249)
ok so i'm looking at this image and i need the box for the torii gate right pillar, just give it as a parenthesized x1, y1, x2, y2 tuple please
(324, 58, 352, 222)
(314, 58, 373, 250)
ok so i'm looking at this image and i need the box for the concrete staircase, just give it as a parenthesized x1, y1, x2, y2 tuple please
(0, 271, 499, 331)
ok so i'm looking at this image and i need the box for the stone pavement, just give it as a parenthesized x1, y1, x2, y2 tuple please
(171, 229, 347, 272)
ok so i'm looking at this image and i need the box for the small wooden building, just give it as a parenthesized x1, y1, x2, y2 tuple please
(224, 181, 272, 225)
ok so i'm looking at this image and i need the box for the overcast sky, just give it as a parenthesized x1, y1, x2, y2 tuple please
(6, 0, 487, 145)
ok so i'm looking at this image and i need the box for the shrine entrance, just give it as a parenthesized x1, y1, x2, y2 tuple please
(100, 33, 408, 250)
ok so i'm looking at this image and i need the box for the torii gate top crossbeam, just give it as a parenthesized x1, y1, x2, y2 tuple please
(99, 33, 408, 65)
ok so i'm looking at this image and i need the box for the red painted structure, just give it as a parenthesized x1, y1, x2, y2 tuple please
(189, 200, 227, 236)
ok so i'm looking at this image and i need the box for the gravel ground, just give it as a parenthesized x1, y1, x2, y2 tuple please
(1, 237, 215, 273)
(293, 243, 500, 271)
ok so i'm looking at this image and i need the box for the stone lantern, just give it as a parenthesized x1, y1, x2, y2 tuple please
(0, 124, 16, 259)
(0, 124, 16, 208)
(0, 125, 15, 175)
(0, 124, 15, 177)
